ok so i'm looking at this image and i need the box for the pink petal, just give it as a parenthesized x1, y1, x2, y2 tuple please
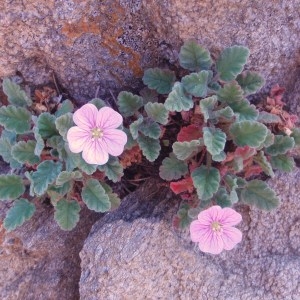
(96, 107, 123, 130)
(221, 227, 243, 250)
(73, 104, 98, 130)
(67, 126, 90, 153)
(218, 207, 242, 226)
(190, 220, 210, 242)
(100, 129, 127, 156)
(82, 139, 109, 165)
(198, 205, 222, 223)
(198, 230, 224, 255)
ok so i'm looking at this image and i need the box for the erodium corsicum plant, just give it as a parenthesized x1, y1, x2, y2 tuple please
(0, 79, 127, 231)
(117, 40, 300, 254)
(1, 40, 300, 255)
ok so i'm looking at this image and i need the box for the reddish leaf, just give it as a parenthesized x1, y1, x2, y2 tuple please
(177, 124, 202, 142)
(244, 165, 263, 178)
(170, 177, 194, 194)
(270, 84, 285, 106)
(120, 145, 142, 168)
(235, 146, 257, 160)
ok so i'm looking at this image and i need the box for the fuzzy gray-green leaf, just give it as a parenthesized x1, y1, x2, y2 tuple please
(137, 135, 161, 162)
(172, 139, 203, 160)
(270, 155, 295, 172)
(117, 91, 143, 117)
(0, 175, 25, 201)
(236, 71, 265, 95)
(55, 113, 74, 141)
(37, 112, 58, 139)
(159, 154, 188, 181)
(98, 157, 124, 183)
(181, 71, 210, 97)
(144, 102, 169, 125)
(12, 140, 40, 165)
(265, 135, 295, 156)
(203, 127, 226, 156)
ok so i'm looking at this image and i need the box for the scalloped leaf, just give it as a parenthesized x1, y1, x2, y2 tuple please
(215, 187, 231, 208)
(56, 170, 82, 186)
(0, 137, 22, 168)
(129, 117, 143, 139)
(213, 107, 234, 120)
(212, 151, 226, 162)
(117, 91, 143, 117)
(0, 105, 31, 133)
(98, 157, 124, 183)
(54, 199, 80, 231)
(230, 100, 259, 121)
(291, 128, 300, 146)
(142, 68, 176, 94)
(217, 81, 244, 105)
(173, 139, 203, 160)
(144, 102, 169, 125)
(177, 124, 203, 142)
(230, 121, 268, 148)
(2, 78, 32, 107)
(55, 113, 74, 141)
(47, 136, 64, 150)
(30, 161, 62, 195)
(55, 100, 74, 117)
(200, 96, 217, 122)
(236, 71, 265, 95)
(0, 175, 25, 201)
(137, 135, 161, 162)
(123, 128, 137, 149)
(192, 165, 220, 201)
(101, 182, 121, 210)
(81, 179, 111, 212)
(47, 182, 71, 204)
(270, 155, 295, 172)
(265, 135, 295, 156)
(159, 154, 188, 181)
(203, 127, 226, 156)
(89, 98, 106, 109)
(257, 111, 281, 123)
(33, 127, 45, 156)
(181, 71, 210, 97)
(4, 199, 36, 231)
(216, 46, 250, 81)
(11, 140, 40, 165)
(139, 87, 159, 103)
(179, 40, 212, 71)
(241, 180, 280, 211)
(164, 82, 194, 112)
(37, 112, 58, 139)
(259, 129, 274, 148)
(139, 118, 161, 139)
(253, 151, 275, 178)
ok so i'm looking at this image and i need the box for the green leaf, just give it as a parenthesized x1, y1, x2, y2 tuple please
(259, 129, 274, 148)
(139, 87, 158, 104)
(215, 187, 231, 208)
(0, 105, 31, 133)
(123, 128, 137, 149)
(117, 91, 143, 117)
(216, 46, 250, 81)
(138, 118, 161, 139)
(37, 112, 58, 139)
(172, 139, 203, 160)
(47, 135, 64, 150)
(200, 96, 217, 122)
(192, 165, 220, 200)
(230, 100, 259, 121)
(81, 179, 111, 212)
(217, 81, 244, 105)
(164, 82, 194, 112)
(241, 180, 280, 211)
(159, 154, 188, 181)
(213, 107, 234, 120)
(2, 78, 32, 106)
(98, 157, 124, 183)
(55, 100, 74, 117)
(89, 98, 106, 109)
(270, 155, 295, 172)
(143, 68, 176, 94)
(4, 199, 35, 231)
(33, 127, 44, 156)
(236, 71, 265, 95)
(179, 40, 212, 71)
(55, 112, 73, 141)
(203, 127, 226, 156)
(101, 182, 121, 210)
(257, 112, 281, 124)
(0, 137, 22, 169)
(30, 161, 62, 195)
(0, 175, 25, 200)
(230, 121, 268, 148)
(129, 117, 143, 139)
(265, 135, 295, 156)
(291, 128, 300, 146)
(176, 203, 192, 229)
(1, 130, 16, 143)
(181, 71, 210, 97)
(54, 199, 80, 231)
(212, 151, 226, 162)
(11, 141, 40, 165)
(137, 134, 161, 162)
(47, 182, 71, 204)
(144, 102, 169, 125)
(56, 170, 82, 186)
(253, 151, 275, 178)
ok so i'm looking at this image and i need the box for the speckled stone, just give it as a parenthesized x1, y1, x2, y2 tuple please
(80, 171, 300, 300)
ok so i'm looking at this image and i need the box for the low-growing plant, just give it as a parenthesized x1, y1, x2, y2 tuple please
(1, 40, 299, 255)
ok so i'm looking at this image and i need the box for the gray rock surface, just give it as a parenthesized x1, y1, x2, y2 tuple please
(0, 201, 100, 300)
(1, 0, 300, 109)
(80, 171, 300, 300)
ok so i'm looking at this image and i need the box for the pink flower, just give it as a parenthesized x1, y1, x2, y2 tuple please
(190, 205, 242, 255)
(67, 103, 127, 165)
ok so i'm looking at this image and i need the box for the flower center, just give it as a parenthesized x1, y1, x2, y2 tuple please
(91, 127, 103, 139)
(211, 221, 222, 232)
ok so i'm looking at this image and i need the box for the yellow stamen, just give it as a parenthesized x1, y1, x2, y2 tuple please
(91, 127, 103, 139)
(211, 221, 222, 232)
